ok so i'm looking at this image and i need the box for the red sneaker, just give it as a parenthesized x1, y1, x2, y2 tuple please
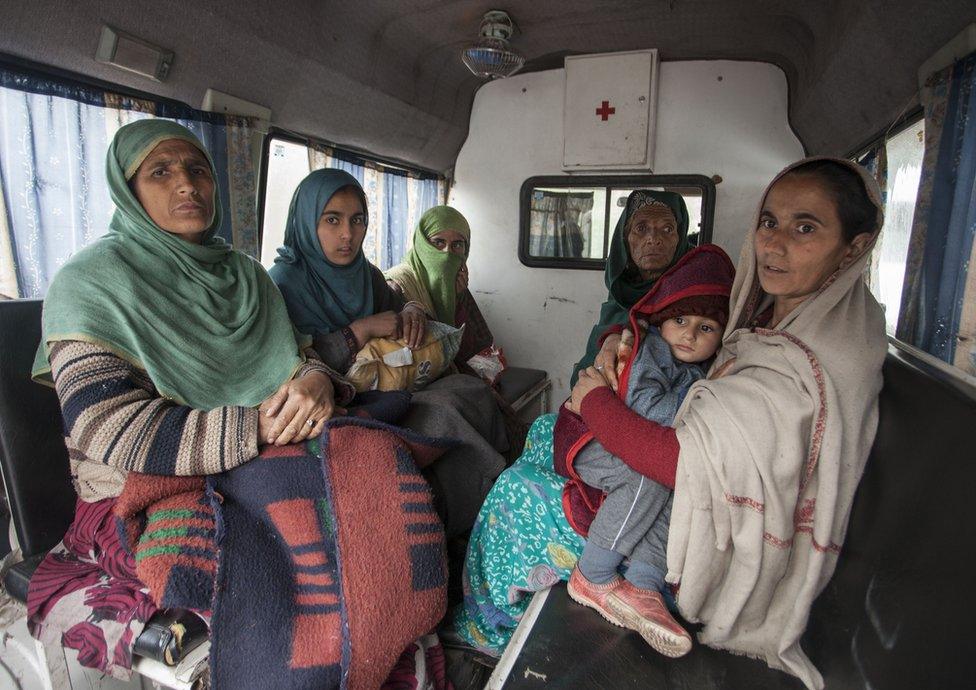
(607, 580, 693, 658)
(567, 566, 625, 627)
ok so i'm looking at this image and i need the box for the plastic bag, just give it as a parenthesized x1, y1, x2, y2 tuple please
(466, 345, 508, 386)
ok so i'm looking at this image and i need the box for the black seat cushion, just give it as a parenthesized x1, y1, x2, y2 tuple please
(802, 348, 976, 688)
(495, 367, 547, 406)
(0, 300, 76, 558)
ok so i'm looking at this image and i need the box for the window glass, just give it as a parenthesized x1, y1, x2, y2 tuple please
(519, 175, 714, 269)
(528, 187, 605, 259)
(261, 139, 311, 266)
(869, 121, 925, 334)
(610, 187, 704, 246)
(858, 114, 976, 379)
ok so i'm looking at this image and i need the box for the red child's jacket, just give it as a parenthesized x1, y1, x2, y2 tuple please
(553, 244, 735, 536)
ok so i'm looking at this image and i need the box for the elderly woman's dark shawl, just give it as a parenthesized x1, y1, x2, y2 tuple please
(570, 190, 690, 385)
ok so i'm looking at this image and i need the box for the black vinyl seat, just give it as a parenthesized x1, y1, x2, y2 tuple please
(0, 299, 207, 666)
(496, 345, 976, 688)
(496, 366, 550, 411)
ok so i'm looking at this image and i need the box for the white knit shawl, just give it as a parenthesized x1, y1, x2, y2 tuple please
(667, 157, 888, 689)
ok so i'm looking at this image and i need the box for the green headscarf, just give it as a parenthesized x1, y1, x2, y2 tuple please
(268, 169, 374, 335)
(32, 119, 306, 410)
(570, 189, 690, 385)
(387, 206, 470, 325)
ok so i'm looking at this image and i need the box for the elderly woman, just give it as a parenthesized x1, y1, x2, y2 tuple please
(28, 120, 350, 677)
(456, 159, 885, 690)
(385, 205, 494, 366)
(270, 171, 508, 538)
(572, 190, 691, 386)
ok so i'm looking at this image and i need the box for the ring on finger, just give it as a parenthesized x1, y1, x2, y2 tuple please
(306, 418, 315, 428)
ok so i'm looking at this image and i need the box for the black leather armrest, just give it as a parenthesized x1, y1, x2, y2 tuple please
(133, 607, 209, 665)
(3, 553, 208, 666)
(2, 552, 44, 602)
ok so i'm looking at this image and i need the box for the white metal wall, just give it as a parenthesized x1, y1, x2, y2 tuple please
(450, 60, 804, 405)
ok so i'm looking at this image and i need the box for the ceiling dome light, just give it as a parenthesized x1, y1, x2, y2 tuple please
(461, 10, 525, 80)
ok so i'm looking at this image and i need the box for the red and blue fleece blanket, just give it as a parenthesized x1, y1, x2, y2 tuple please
(116, 396, 454, 689)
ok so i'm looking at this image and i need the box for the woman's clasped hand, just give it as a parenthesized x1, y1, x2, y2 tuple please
(349, 303, 427, 350)
(258, 371, 343, 445)
(565, 365, 611, 413)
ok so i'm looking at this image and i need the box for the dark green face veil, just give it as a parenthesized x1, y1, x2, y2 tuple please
(569, 189, 690, 386)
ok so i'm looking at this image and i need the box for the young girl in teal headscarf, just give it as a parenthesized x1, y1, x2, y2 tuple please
(269, 168, 428, 372)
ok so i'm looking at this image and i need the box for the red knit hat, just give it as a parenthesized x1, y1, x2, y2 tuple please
(647, 293, 729, 327)
(632, 244, 735, 327)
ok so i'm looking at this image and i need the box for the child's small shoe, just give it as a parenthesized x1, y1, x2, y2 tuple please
(567, 566, 625, 627)
(607, 581, 693, 658)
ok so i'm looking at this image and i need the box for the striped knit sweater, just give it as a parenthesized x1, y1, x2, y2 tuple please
(49, 340, 355, 502)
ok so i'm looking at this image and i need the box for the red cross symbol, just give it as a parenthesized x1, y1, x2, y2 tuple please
(595, 100, 616, 121)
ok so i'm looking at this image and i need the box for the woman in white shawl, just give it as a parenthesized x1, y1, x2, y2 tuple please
(568, 157, 887, 688)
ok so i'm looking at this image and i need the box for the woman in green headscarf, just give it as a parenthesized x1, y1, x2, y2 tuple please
(385, 205, 495, 364)
(571, 190, 691, 387)
(33, 119, 351, 503)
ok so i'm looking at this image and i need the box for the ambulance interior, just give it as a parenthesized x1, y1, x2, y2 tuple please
(1, 1, 976, 689)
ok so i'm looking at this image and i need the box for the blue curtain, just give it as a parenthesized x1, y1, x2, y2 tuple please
(416, 177, 441, 216)
(898, 51, 976, 364)
(305, 145, 443, 270)
(383, 173, 409, 270)
(175, 118, 235, 247)
(0, 66, 258, 299)
(0, 86, 128, 297)
(328, 157, 365, 186)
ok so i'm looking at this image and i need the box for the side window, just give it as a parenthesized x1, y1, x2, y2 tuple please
(518, 175, 715, 269)
(857, 111, 975, 380)
(860, 119, 926, 335)
(259, 133, 446, 270)
(260, 139, 316, 267)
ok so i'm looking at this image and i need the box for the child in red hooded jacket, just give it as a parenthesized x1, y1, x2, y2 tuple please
(554, 244, 735, 658)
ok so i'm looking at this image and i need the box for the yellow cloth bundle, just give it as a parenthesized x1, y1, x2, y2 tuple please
(345, 322, 464, 392)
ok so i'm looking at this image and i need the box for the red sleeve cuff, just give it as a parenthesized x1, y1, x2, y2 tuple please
(579, 386, 679, 489)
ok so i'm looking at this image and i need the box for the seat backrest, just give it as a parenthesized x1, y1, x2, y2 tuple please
(804, 346, 976, 687)
(0, 300, 75, 557)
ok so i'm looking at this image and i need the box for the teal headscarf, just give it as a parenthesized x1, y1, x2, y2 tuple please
(570, 190, 690, 385)
(268, 169, 374, 335)
(33, 119, 306, 410)
(387, 206, 470, 325)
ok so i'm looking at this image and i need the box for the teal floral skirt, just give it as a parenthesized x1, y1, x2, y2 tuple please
(453, 414, 585, 655)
